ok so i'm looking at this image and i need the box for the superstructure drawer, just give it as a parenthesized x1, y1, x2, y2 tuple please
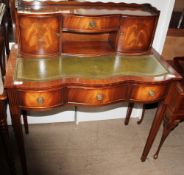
(63, 15, 120, 32)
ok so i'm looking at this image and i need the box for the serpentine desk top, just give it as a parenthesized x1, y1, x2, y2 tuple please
(15, 55, 170, 82)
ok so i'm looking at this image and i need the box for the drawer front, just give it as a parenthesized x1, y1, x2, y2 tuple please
(68, 86, 128, 105)
(18, 89, 63, 109)
(63, 15, 120, 32)
(130, 84, 167, 102)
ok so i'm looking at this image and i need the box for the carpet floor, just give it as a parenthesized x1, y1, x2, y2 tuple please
(1, 108, 184, 175)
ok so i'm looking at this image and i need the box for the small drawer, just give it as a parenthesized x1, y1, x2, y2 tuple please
(68, 85, 128, 105)
(130, 84, 167, 102)
(63, 15, 120, 32)
(18, 89, 63, 109)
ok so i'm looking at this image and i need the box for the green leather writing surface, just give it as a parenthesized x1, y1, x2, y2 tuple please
(15, 55, 169, 81)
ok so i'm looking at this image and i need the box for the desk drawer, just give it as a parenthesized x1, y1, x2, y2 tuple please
(18, 89, 63, 109)
(63, 15, 120, 32)
(68, 86, 128, 105)
(130, 84, 167, 103)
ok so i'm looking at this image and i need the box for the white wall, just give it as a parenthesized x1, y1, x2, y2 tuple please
(7, 0, 175, 125)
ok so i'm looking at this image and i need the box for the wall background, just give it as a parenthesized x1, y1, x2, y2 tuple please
(7, 0, 176, 125)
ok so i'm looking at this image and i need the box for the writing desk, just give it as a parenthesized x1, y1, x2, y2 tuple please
(5, 45, 180, 175)
(6, 1, 182, 174)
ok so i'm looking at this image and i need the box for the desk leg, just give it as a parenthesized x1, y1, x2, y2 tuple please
(124, 103, 134, 125)
(7, 90, 28, 175)
(141, 102, 167, 161)
(153, 115, 180, 159)
(0, 100, 16, 175)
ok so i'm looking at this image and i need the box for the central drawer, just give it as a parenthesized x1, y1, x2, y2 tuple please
(18, 89, 63, 109)
(67, 85, 128, 105)
(63, 15, 120, 32)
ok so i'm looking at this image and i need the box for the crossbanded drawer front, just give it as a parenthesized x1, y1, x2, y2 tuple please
(68, 85, 128, 105)
(63, 15, 120, 32)
(130, 84, 167, 102)
(18, 89, 63, 109)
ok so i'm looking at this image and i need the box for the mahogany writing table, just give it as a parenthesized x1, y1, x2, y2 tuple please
(5, 45, 181, 175)
(5, 1, 182, 175)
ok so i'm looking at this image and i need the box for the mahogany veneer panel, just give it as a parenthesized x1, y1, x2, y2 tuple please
(130, 84, 168, 103)
(117, 16, 157, 53)
(18, 89, 63, 109)
(63, 15, 120, 33)
(67, 85, 128, 106)
(18, 14, 61, 57)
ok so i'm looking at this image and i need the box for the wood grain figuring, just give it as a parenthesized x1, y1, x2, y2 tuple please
(5, 2, 182, 174)
(63, 15, 120, 32)
(18, 14, 60, 57)
(117, 16, 157, 53)
(68, 85, 128, 106)
(15, 3, 160, 56)
(62, 41, 114, 56)
(18, 89, 63, 109)
(130, 84, 167, 102)
(62, 33, 116, 55)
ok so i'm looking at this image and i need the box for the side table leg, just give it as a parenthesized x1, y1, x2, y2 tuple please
(124, 103, 134, 125)
(153, 115, 180, 159)
(141, 102, 167, 161)
(0, 100, 16, 175)
(7, 90, 28, 175)
(22, 110, 29, 134)
(137, 104, 146, 124)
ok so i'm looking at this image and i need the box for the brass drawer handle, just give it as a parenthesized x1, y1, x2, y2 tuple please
(148, 90, 155, 97)
(88, 21, 96, 28)
(36, 97, 45, 104)
(96, 94, 104, 101)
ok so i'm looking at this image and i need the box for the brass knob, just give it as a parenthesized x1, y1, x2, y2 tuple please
(88, 21, 96, 28)
(96, 94, 104, 101)
(36, 97, 45, 104)
(148, 90, 155, 97)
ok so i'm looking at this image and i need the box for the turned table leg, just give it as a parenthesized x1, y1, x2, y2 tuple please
(141, 101, 167, 161)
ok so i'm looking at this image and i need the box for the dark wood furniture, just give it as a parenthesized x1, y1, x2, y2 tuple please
(0, 3, 16, 175)
(154, 57, 184, 159)
(0, 0, 10, 56)
(5, 1, 181, 175)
